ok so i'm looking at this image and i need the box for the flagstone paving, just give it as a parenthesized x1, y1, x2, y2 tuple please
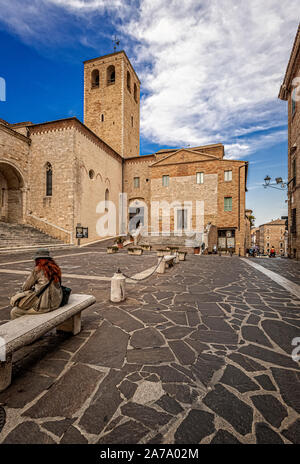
(252, 257, 300, 285)
(0, 250, 299, 444)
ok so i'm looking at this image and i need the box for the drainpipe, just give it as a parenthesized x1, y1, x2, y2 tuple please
(121, 157, 125, 235)
(238, 162, 247, 255)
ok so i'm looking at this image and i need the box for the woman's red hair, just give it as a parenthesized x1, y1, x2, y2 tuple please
(35, 258, 61, 283)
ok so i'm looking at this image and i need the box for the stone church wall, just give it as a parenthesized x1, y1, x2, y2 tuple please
(73, 127, 123, 244)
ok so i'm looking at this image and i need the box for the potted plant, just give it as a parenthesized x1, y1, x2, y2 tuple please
(194, 246, 200, 255)
(128, 247, 143, 256)
(141, 244, 152, 251)
(169, 246, 179, 252)
(116, 236, 124, 249)
(107, 246, 118, 254)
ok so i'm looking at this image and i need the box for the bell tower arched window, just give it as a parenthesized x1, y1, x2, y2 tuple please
(134, 83, 137, 102)
(46, 162, 52, 196)
(127, 71, 131, 92)
(91, 69, 99, 88)
(107, 65, 115, 85)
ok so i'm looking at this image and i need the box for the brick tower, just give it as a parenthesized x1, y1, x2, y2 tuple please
(83, 51, 140, 158)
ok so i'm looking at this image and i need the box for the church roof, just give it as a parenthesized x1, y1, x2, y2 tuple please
(27, 117, 122, 163)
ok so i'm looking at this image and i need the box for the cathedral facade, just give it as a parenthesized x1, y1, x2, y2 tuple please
(0, 51, 249, 254)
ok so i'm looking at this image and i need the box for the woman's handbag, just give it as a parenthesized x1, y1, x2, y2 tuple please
(10, 290, 31, 308)
(58, 275, 72, 307)
(60, 285, 72, 307)
(10, 279, 53, 311)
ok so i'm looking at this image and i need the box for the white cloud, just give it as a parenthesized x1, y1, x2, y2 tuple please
(121, 0, 299, 154)
(224, 129, 288, 159)
(0, 0, 298, 157)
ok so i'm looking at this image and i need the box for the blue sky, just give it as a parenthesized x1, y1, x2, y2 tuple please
(0, 0, 298, 226)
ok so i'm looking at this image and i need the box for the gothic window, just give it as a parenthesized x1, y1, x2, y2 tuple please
(127, 71, 131, 92)
(107, 65, 115, 85)
(131, 116, 133, 127)
(91, 69, 99, 88)
(134, 83, 137, 102)
(46, 162, 52, 196)
(105, 188, 109, 211)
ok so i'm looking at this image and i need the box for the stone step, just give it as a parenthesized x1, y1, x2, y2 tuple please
(0, 221, 65, 249)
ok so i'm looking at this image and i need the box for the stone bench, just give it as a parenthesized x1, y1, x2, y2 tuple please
(0, 293, 96, 392)
(156, 254, 176, 274)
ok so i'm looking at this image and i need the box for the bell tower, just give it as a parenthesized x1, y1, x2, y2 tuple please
(83, 51, 140, 158)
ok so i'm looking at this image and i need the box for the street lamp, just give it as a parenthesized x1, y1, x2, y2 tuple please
(263, 175, 290, 190)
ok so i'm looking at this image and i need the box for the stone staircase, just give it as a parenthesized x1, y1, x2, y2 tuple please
(0, 222, 66, 250)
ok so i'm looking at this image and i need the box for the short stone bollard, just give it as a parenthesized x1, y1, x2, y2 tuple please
(111, 269, 126, 302)
(175, 252, 180, 264)
(178, 251, 186, 261)
(156, 258, 166, 274)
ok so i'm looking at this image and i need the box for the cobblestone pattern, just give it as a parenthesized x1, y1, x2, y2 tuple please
(0, 254, 299, 444)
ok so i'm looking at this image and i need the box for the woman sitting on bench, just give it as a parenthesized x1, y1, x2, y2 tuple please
(10, 249, 63, 320)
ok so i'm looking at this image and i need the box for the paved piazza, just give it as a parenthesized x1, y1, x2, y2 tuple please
(0, 246, 299, 444)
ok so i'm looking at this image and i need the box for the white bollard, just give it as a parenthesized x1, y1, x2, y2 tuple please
(111, 270, 126, 302)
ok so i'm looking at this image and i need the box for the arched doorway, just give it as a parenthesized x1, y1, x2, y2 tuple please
(0, 162, 25, 223)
